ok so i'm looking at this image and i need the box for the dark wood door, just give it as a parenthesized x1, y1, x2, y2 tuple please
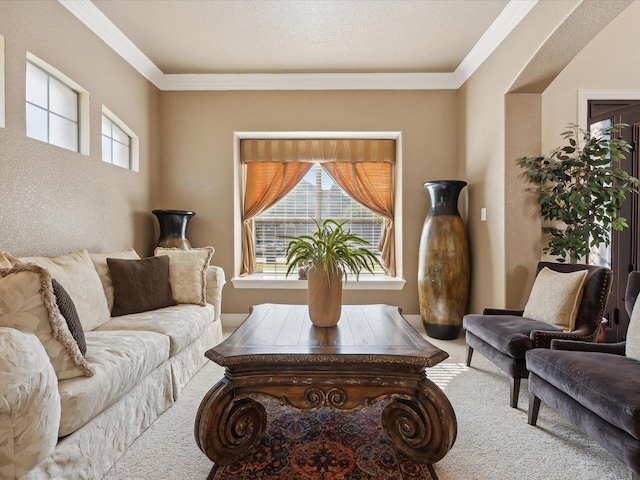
(588, 100, 640, 342)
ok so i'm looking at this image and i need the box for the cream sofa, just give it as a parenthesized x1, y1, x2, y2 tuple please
(0, 248, 225, 479)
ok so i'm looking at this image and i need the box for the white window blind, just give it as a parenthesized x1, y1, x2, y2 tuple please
(254, 163, 384, 274)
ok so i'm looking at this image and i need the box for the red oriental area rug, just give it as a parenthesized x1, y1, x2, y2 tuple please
(208, 399, 438, 480)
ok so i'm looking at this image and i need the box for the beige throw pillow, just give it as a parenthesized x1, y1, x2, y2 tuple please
(18, 250, 112, 331)
(626, 296, 640, 361)
(523, 267, 588, 331)
(0, 264, 93, 379)
(89, 248, 140, 312)
(154, 247, 214, 305)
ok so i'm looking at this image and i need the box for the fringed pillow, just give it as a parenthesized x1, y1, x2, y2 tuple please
(0, 264, 93, 379)
(154, 247, 214, 305)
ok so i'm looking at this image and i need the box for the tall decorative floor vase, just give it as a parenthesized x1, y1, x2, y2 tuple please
(152, 209, 195, 250)
(418, 180, 470, 340)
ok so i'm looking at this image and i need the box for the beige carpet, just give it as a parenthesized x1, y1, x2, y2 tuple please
(103, 333, 630, 480)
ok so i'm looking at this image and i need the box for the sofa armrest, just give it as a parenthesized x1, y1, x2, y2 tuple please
(0, 328, 61, 478)
(482, 307, 524, 316)
(205, 265, 226, 323)
(550, 338, 627, 355)
(530, 327, 600, 349)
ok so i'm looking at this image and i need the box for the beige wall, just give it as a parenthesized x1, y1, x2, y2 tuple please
(461, 0, 636, 312)
(542, 1, 640, 151)
(159, 90, 458, 315)
(460, 0, 582, 312)
(0, 1, 160, 257)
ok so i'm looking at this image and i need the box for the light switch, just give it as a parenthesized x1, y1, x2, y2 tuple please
(480, 207, 487, 221)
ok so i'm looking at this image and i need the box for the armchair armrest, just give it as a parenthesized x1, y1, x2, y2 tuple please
(482, 307, 524, 316)
(0, 328, 60, 478)
(550, 338, 626, 355)
(529, 327, 599, 349)
(205, 265, 226, 323)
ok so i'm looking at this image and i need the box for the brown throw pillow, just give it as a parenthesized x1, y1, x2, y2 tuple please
(107, 256, 176, 317)
(51, 277, 87, 355)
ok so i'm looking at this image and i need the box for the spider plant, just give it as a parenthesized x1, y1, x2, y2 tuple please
(284, 219, 382, 283)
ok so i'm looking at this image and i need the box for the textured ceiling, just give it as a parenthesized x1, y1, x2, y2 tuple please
(92, 0, 510, 75)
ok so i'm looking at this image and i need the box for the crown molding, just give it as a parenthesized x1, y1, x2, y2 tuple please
(57, 0, 164, 86)
(58, 0, 538, 91)
(454, 0, 538, 83)
(158, 72, 459, 91)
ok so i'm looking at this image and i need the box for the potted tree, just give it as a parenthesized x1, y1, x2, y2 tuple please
(518, 123, 640, 262)
(284, 219, 382, 327)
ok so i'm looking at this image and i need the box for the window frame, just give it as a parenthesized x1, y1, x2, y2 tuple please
(101, 105, 140, 171)
(25, 52, 89, 155)
(231, 131, 405, 291)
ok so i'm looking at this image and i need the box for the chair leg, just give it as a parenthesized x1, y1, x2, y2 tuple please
(510, 377, 521, 408)
(528, 394, 541, 425)
(466, 345, 474, 367)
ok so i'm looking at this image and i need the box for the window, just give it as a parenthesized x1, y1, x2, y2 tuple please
(102, 112, 131, 168)
(254, 163, 385, 274)
(101, 106, 139, 171)
(238, 138, 400, 285)
(26, 60, 79, 152)
(588, 118, 613, 268)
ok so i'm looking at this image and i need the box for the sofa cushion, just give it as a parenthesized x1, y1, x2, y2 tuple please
(0, 264, 93, 379)
(97, 304, 213, 357)
(463, 314, 560, 359)
(154, 247, 214, 305)
(107, 256, 176, 316)
(89, 248, 140, 312)
(51, 278, 86, 356)
(523, 267, 588, 331)
(18, 250, 111, 332)
(526, 348, 640, 440)
(57, 329, 170, 437)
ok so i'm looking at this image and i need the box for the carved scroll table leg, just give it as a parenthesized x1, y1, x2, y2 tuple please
(194, 378, 267, 465)
(382, 377, 457, 463)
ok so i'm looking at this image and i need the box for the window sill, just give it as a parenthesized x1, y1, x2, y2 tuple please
(231, 274, 406, 291)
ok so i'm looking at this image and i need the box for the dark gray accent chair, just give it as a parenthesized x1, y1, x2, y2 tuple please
(463, 262, 612, 408)
(527, 271, 640, 480)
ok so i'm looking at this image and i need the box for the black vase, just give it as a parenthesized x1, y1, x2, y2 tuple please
(152, 209, 195, 250)
(418, 181, 470, 339)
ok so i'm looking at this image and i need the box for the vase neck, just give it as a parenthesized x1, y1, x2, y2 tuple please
(423, 181, 466, 216)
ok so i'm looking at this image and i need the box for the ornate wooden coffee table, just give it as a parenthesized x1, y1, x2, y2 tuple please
(195, 303, 457, 467)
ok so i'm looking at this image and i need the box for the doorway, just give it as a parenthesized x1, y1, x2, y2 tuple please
(588, 100, 640, 342)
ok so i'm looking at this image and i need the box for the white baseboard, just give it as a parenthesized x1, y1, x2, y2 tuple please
(221, 312, 424, 332)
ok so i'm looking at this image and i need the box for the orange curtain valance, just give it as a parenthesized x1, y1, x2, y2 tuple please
(240, 139, 395, 164)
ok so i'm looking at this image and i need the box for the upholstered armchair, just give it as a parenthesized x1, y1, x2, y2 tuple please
(526, 271, 640, 480)
(463, 261, 612, 408)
